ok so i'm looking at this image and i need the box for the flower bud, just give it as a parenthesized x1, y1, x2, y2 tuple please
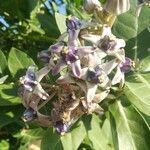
(103, 0, 130, 15)
(55, 121, 69, 134)
(120, 57, 132, 73)
(38, 50, 51, 64)
(83, 0, 101, 14)
(22, 107, 37, 121)
(66, 16, 81, 30)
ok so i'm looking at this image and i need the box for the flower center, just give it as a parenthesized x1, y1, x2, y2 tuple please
(98, 35, 116, 51)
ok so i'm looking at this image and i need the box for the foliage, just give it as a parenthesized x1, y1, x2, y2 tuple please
(0, 0, 150, 149)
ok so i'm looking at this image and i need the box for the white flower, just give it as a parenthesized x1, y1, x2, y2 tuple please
(82, 26, 125, 61)
(20, 66, 50, 100)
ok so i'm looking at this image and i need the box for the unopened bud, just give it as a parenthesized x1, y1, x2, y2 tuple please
(83, 0, 101, 14)
(103, 0, 130, 15)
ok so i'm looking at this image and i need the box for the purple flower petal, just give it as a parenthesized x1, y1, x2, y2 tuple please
(98, 35, 116, 52)
(55, 121, 69, 133)
(23, 107, 37, 121)
(66, 16, 81, 30)
(51, 59, 66, 75)
(50, 42, 64, 53)
(38, 50, 51, 64)
(70, 60, 82, 77)
(120, 57, 132, 73)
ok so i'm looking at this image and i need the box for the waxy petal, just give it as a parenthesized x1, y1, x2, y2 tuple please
(49, 42, 64, 53)
(68, 29, 80, 46)
(103, 0, 130, 15)
(112, 66, 123, 85)
(77, 46, 95, 58)
(81, 34, 101, 45)
(102, 59, 118, 74)
(84, 0, 101, 14)
(115, 38, 126, 49)
(86, 81, 98, 103)
(70, 59, 82, 77)
(101, 26, 112, 37)
(57, 74, 75, 84)
(36, 66, 50, 82)
(93, 90, 110, 103)
(51, 59, 66, 75)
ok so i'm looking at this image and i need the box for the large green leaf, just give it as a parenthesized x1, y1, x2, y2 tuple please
(113, 1, 150, 59)
(0, 75, 8, 84)
(41, 120, 86, 150)
(41, 128, 62, 150)
(125, 73, 150, 115)
(113, 0, 150, 40)
(82, 114, 114, 150)
(37, 11, 59, 38)
(87, 115, 111, 150)
(0, 84, 21, 106)
(8, 47, 35, 77)
(0, 105, 23, 128)
(109, 99, 150, 150)
(55, 12, 67, 34)
(139, 56, 150, 72)
(0, 50, 7, 74)
(0, 140, 9, 150)
(60, 120, 86, 150)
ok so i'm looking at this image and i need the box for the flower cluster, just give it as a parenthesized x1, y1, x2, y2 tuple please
(19, 0, 134, 135)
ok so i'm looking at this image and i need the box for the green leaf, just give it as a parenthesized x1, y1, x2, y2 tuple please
(20, 127, 45, 139)
(0, 105, 23, 128)
(0, 50, 7, 74)
(37, 11, 60, 38)
(41, 128, 62, 150)
(0, 140, 9, 150)
(60, 120, 86, 150)
(113, 2, 150, 59)
(139, 56, 150, 72)
(125, 73, 150, 115)
(55, 12, 67, 34)
(0, 75, 8, 84)
(109, 99, 150, 150)
(8, 47, 35, 77)
(84, 114, 113, 150)
(41, 120, 86, 150)
(0, 84, 21, 106)
(101, 118, 114, 150)
(14, 127, 45, 150)
(113, 1, 150, 40)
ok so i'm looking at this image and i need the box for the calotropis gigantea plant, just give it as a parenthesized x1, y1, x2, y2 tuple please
(19, 0, 136, 135)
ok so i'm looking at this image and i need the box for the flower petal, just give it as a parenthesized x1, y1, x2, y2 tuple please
(81, 34, 100, 45)
(57, 74, 75, 84)
(93, 89, 110, 103)
(51, 59, 66, 75)
(49, 42, 64, 53)
(68, 29, 80, 46)
(112, 66, 123, 85)
(34, 84, 49, 100)
(115, 38, 126, 49)
(103, 0, 130, 15)
(101, 26, 112, 37)
(77, 46, 95, 58)
(86, 81, 98, 103)
(36, 66, 50, 82)
(70, 59, 82, 77)
(102, 59, 118, 74)
(114, 49, 125, 62)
